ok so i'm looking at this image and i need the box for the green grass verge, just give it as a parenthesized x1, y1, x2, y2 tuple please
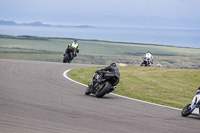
(68, 66, 200, 109)
(1, 34, 200, 56)
(1, 34, 200, 69)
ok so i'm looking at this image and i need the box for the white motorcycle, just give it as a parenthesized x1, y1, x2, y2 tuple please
(140, 57, 152, 67)
(140, 53, 153, 67)
(181, 88, 200, 117)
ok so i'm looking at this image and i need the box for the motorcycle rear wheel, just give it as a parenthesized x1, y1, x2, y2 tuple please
(96, 82, 111, 98)
(181, 103, 191, 117)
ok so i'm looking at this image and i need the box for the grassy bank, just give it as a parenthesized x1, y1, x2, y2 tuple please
(1, 34, 200, 56)
(68, 66, 200, 109)
(0, 34, 200, 68)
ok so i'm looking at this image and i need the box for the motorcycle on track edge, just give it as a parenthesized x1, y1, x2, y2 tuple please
(85, 70, 120, 98)
(181, 88, 200, 117)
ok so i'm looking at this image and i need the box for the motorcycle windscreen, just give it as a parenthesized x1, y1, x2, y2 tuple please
(191, 92, 200, 115)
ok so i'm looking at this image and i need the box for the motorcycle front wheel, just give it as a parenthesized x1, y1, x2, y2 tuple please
(144, 61, 148, 66)
(181, 103, 191, 117)
(85, 86, 91, 95)
(63, 54, 69, 63)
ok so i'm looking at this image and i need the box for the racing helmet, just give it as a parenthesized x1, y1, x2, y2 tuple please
(74, 40, 77, 43)
(147, 51, 151, 54)
(110, 63, 117, 67)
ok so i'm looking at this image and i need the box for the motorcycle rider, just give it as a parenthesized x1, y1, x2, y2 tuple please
(88, 63, 120, 92)
(96, 63, 120, 86)
(143, 51, 153, 65)
(65, 40, 79, 57)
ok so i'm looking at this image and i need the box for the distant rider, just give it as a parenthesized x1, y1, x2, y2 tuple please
(65, 40, 79, 57)
(144, 51, 153, 65)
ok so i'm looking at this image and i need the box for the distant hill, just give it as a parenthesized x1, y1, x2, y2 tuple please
(0, 20, 17, 25)
(0, 20, 95, 28)
(0, 20, 49, 26)
(21, 21, 50, 27)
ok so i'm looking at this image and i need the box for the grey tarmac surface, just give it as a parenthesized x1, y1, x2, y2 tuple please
(0, 59, 200, 133)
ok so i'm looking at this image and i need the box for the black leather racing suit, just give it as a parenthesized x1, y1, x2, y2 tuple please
(98, 65, 120, 85)
(88, 65, 120, 92)
(101, 65, 120, 77)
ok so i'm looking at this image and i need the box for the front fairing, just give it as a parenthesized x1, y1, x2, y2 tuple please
(190, 90, 200, 115)
(91, 73, 100, 86)
(93, 73, 100, 80)
(143, 57, 148, 62)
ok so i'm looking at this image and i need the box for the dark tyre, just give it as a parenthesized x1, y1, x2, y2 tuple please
(144, 61, 148, 66)
(63, 58, 66, 63)
(85, 86, 91, 95)
(96, 82, 111, 98)
(181, 103, 191, 117)
(63, 54, 69, 63)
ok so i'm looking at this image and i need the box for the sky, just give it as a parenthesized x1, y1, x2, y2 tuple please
(0, 0, 200, 28)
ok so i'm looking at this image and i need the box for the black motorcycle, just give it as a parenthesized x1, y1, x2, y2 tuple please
(63, 47, 74, 63)
(85, 70, 120, 98)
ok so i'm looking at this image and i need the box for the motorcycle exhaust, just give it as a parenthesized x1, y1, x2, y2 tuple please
(112, 86, 117, 90)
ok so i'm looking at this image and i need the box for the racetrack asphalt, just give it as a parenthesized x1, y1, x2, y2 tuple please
(0, 59, 200, 133)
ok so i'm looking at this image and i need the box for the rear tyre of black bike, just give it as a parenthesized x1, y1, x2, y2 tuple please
(96, 82, 111, 98)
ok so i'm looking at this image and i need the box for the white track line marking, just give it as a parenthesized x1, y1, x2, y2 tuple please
(63, 69, 88, 87)
(63, 69, 181, 111)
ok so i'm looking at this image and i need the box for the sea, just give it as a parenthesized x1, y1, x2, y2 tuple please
(0, 25, 200, 49)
